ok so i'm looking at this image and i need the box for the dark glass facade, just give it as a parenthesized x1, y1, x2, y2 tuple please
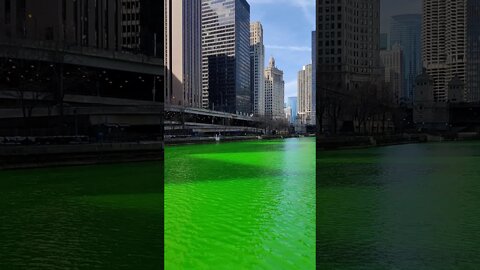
(235, 0, 251, 114)
(202, 0, 251, 114)
(467, 0, 480, 102)
(390, 14, 422, 103)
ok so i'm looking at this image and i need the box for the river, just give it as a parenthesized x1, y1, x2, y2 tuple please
(317, 141, 480, 269)
(0, 162, 163, 269)
(165, 138, 315, 269)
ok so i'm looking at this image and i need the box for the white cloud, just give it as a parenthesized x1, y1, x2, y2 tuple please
(248, 0, 315, 27)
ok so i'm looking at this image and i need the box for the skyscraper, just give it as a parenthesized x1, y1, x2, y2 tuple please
(467, 1, 480, 101)
(317, 0, 381, 132)
(201, 0, 251, 114)
(380, 44, 404, 104)
(264, 57, 284, 119)
(298, 64, 313, 125)
(317, 0, 381, 93)
(165, 0, 202, 107)
(250, 22, 265, 116)
(390, 14, 422, 103)
(311, 31, 317, 125)
(288, 97, 298, 124)
(0, 0, 163, 56)
(422, 0, 480, 102)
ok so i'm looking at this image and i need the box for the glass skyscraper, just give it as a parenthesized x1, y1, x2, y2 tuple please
(288, 97, 298, 124)
(201, 0, 251, 114)
(467, 0, 480, 101)
(390, 14, 422, 103)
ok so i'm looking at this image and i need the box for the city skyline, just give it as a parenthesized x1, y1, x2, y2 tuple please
(249, 0, 315, 101)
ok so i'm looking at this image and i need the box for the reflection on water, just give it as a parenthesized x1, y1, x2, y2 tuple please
(0, 162, 163, 269)
(165, 138, 315, 270)
(318, 142, 480, 269)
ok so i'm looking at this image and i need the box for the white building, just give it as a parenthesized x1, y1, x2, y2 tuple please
(250, 22, 265, 116)
(264, 57, 285, 119)
(297, 64, 313, 125)
(164, 0, 202, 107)
(380, 44, 404, 104)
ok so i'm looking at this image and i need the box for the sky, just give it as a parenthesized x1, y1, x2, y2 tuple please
(248, 0, 315, 102)
(380, 0, 422, 32)
(248, 0, 422, 101)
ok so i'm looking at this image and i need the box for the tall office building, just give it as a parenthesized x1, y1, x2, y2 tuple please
(311, 31, 317, 125)
(264, 57, 284, 119)
(298, 64, 313, 125)
(0, 0, 162, 56)
(201, 0, 251, 114)
(380, 44, 404, 104)
(422, 0, 479, 102)
(287, 97, 298, 124)
(250, 22, 265, 116)
(317, 0, 381, 94)
(390, 14, 422, 102)
(466, 1, 480, 101)
(164, 0, 202, 107)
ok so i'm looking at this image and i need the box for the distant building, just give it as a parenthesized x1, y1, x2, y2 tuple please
(448, 75, 465, 103)
(284, 105, 292, 123)
(298, 64, 313, 125)
(264, 57, 284, 119)
(164, 0, 202, 107)
(201, 0, 251, 114)
(413, 69, 449, 130)
(250, 22, 265, 116)
(467, 0, 480, 101)
(380, 44, 404, 104)
(422, 0, 479, 102)
(311, 31, 317, 125)
(380, 33, 389, 50)
(288, 97, 298, 124)
(390, 14, 422, 103)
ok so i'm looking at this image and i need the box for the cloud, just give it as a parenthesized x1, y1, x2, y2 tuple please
(248, 0, 315, 27)
(266, 45, 311, 52)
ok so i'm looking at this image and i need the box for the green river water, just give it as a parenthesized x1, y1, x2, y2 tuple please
(5, 138, 477, 269)
(0, 162, 163, 269)
(165, 138, 316, 269)
(318, 141, 480, 269)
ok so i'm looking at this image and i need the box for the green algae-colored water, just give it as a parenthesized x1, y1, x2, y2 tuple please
(318, 142, 480, 269)
(165, 138, 316, 269)
(0, 162, 163, 269)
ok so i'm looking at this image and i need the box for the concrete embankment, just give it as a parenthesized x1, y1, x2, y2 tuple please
(318, 132, 480, 151)
(0, 142, 164, 170)
(165, 134, 312, 145)
(317, 134, 428, 150)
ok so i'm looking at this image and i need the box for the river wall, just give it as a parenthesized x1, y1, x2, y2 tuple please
(318, 132, 480, 151)
(317, 134, 428, 150)
(0, 142, 164, 170)
(165, 134, 312, 146)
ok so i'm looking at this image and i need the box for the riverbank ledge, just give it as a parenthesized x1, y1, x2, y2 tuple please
(317, 134, 427, 150)
(318, 132, 480, 150)
(0, 142, 164, 170)
(165, 134, 314, 145)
